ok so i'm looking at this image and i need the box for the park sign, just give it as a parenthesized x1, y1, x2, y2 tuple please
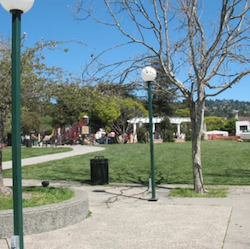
(82, 126, 89, 135)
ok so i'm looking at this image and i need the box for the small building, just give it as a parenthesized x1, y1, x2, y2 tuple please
(235, 121, 250, 136)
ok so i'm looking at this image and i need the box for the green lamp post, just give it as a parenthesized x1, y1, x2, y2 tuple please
(0, 0, 34, 248)
(141, 66, 158, 201)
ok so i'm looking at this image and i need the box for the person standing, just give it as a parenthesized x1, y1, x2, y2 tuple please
(110, 131, 116, 144)
(57, 133, 62, 145)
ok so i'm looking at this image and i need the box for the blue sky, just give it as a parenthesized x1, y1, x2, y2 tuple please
(0, 0, 249, 102)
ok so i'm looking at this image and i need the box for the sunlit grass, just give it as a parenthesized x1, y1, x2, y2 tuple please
(3, 140, 250, 185)
(168, 188, 228, 197)
(2, 147, 73, 161)
(0, 186, 74, 210)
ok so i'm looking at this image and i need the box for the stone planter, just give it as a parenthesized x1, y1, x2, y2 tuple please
(0, 189, 89, 238)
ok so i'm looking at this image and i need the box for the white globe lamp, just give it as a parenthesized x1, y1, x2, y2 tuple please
(141, 66, 157, 82)
(0, 0, 34, 13)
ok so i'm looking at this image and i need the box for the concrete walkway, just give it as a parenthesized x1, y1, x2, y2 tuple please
(1, 145, 250, 249)
(2, 145, 105, 170)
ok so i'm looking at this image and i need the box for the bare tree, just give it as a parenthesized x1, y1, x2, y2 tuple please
(75, 0, 250, 193)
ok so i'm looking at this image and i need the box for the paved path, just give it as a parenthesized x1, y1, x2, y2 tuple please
(2, 145, 105, 170)
(1, 145, 250, 249)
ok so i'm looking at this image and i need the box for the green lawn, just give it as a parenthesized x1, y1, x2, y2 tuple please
(0, 186, 74, 210)
(168, 188, 228, 197)
(2, 146, 73, 161)
(3, 140, 250, 185)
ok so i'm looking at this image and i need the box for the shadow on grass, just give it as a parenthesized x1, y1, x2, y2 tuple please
(206, 169, 250, 178)
(225, 169, 250, 176)
(205, 169, 250, 185)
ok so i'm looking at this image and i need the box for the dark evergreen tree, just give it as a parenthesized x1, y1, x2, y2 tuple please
(137, 126, 148, 143)
(160, 117, 174, 142)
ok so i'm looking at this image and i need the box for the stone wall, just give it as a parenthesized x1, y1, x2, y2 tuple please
(0, 189, 89, 238)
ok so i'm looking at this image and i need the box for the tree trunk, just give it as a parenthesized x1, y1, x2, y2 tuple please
(190, 100, 207, 194)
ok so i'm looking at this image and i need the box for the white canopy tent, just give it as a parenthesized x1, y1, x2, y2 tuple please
(127, 117, 191, 140)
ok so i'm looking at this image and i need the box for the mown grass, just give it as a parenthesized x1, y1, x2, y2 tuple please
(0, 186, 74, 210)
(3, 140, 250, 185)
(2, 146, 73, 161)
(168, 188, 228, 198)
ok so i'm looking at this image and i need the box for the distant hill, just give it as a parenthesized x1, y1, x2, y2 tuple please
(205, 99, 250, 118)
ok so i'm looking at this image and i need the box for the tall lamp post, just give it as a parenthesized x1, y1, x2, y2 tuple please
(0, 1, 34, 248)
(141, 66, 158, 201)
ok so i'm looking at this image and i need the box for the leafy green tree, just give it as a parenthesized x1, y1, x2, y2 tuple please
(86, 83, 147, 134)
(91, 94, 121, 130)
(112, 97, 147, 135)
(21, 107, 42, 134)
(0, 37, 12, 193)
(51, 82, 89, 126)
(38, 116, 54, 136)
(174, 108, 190, 117)
(204, 116, 226, 131)
(0, 36, 72, 193)
(223, 118, 238, 134)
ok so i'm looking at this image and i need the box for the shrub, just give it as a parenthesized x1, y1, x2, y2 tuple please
(160, 117, 174, 142)
(137, 126, 148, 143)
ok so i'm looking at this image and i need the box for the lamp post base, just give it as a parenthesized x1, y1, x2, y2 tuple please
(148, 197, 158, 202)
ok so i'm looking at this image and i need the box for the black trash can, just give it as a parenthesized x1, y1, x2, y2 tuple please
(25, 139, 32, 148)
(90, 156, 109, 185)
